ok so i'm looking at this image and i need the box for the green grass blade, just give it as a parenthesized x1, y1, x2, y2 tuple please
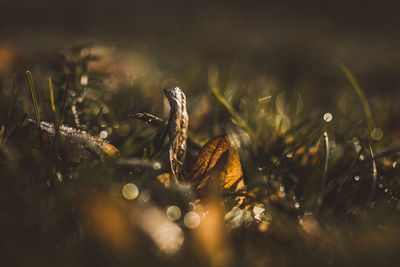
(4, 75, 18, 137)
(6, 75, 18, 122)
(337, 61, 374, 133)
(368, 144, 378, 205)
(336, 146, 364, 193)
(211, 88, 254, 141)
(208, 65, 221, 137)
(220, 62, 235, 95)
(61, 73, 72, 123)
(26, 70, 42, 147)
(317, 131, 329, 212)
(374, 145, 400, 160)
(322, 131, 330, 189)
(48, 77, 61, 143)
(48, 77, 56, 113)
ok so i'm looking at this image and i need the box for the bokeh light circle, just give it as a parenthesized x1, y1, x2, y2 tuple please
(184, 211, 201, 229)
(166, 205, 182, 221)
(122, 183, 139, 200)
(370, 128, 383, 141)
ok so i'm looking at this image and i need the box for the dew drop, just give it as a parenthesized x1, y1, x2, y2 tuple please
(153, 162, 162, 170)
(56, 172, 63, 182)
(370, 128, 383, 141)
(278, 186, 286, 198)
(323, 113, 333, 122)
(80, 74, 88, 86)
(99, 130, 108, 139)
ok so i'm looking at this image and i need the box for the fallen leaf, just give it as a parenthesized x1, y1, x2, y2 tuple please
(185, 135, 244, 193)
(101, 142, 120, 156)
(223, 142, 244, 191)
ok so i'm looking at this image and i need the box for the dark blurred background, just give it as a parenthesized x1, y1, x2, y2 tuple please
(1, 0, 400, 106)
(1, 0, 400, 86)
(2, 0, 400, 141)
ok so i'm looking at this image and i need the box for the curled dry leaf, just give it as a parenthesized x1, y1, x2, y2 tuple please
(185, 135, 244, 193)
(164, 87, 189, 183)
(135, 88, 245, 196)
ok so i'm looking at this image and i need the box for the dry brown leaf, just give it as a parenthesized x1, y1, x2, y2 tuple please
(223, 143, 244, 191)
(101, 142, 119, 156)
(164, 87, 189, 183)
(185, 135, 228, 187)
(185, 135, 244, 193)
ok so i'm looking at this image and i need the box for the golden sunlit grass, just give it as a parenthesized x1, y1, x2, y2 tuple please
(1, 43, 400, 267)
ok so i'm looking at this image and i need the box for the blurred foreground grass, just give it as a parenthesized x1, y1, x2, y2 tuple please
(1, 43, 400, 267)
